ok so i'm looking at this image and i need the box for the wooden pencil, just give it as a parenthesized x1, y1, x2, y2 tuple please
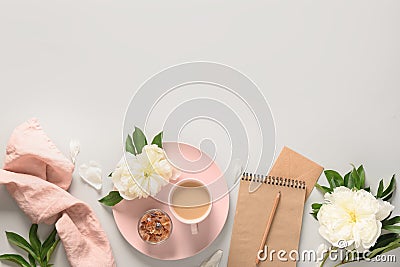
(255, 191, 281, 265)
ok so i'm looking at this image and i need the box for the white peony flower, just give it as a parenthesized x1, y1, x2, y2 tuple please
(79, 161, 102, 190)
(112, 145, 180, 200)
(317, 186, 394, 252)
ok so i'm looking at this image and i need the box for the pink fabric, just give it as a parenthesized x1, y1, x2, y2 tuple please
(0, 119, 115, 267)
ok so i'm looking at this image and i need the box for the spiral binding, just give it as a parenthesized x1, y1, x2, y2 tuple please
(241, 172, 306, 189)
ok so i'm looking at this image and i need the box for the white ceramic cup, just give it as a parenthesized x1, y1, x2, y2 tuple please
(168, 178, 212, 235)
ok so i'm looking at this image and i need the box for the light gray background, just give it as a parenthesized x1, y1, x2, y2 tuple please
(0, 1, 399, 266)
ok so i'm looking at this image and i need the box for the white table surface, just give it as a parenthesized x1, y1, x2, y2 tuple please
(0, 1, 399, 266)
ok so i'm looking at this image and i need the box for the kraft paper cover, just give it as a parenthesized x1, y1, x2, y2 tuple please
(268, 147, 324, 200)
(227, 147, 323, 267)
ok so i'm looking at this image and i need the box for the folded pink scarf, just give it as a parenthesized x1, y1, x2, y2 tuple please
(0, 119, 115, 267)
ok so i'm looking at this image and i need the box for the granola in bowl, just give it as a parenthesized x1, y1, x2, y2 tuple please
(138, 209, 172, 244)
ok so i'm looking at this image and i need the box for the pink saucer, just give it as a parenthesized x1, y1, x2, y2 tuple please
(112, 142, 230, 260)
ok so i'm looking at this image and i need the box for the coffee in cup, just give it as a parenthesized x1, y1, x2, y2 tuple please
(169, 178, 212, 234)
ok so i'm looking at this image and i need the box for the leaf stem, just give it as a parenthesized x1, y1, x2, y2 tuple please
(319, 251, 329, 267)
(319, 246, 336, 267)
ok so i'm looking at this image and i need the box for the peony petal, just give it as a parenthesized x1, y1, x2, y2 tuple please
(352, 219, 381, 252)
(317, 203, 351, 227)
(153, 159, 172, 179)
(149, 175, 160, 196)
(69, 139, 80, 164)
(119, 189, 137, 200)
(363, 220, 382, 250)
(318, 225, 335, 246)
(376, 199, 395, 221)
(325, 186, 355, 210)
(200, 249, 223, 267)
(142, 144, 164, 164)
(353, 189, 380, 218)
(170, 167, 182, 181)
(79, 161, 102, 190)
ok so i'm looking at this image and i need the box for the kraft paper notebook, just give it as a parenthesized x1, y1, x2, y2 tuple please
(227, 147, 323, 267)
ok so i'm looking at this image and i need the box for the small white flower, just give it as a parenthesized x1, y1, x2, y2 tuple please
(317, 186, 394, 252)
(69, 139, 80, 164)
(79, 161, 103, 190)
(112, 145, 180, 200)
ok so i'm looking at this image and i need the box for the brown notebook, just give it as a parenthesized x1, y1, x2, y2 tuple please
(227, 147, 323, 267)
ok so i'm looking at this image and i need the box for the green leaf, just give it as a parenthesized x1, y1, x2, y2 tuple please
(5, 232, 36, 259)
(325, 170, 344, 189)
(364, 186, 371, 192)
(382, 243, 400, 254)
(312, 203, 322, 209)
(381, 175, 396, 199)
(377, 179, 384, 198)
(357, 165, 365, 188)
(315, 184, 332, 194)
(0, 254, 31, 267)
(383, 216, 400, 226)
(344, 171, 355, 189)
(372, 233, 398, 250)
(310, 211, 318, 220)
(46, 238, 60, 263)
(368, 238, 400, 258)
(28, 254, 36, 267)
(382, 225, 400, 234)
(327, 178, 338, 189)
(132, 127, 147, 154)
(350, 167, 361, 189)
(98, 191, 123, 206)
(151, 131, 163, 148)
(41, 228, 56, 261)
(344, 172, 350, 187)
(311, 202, 323, 220)
(383, 192, 394, 201)
(29, 224, 41, 256)
(125, 134, 136, 155)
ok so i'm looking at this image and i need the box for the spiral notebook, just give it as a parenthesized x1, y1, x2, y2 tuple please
(227, 147, 323, 267)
